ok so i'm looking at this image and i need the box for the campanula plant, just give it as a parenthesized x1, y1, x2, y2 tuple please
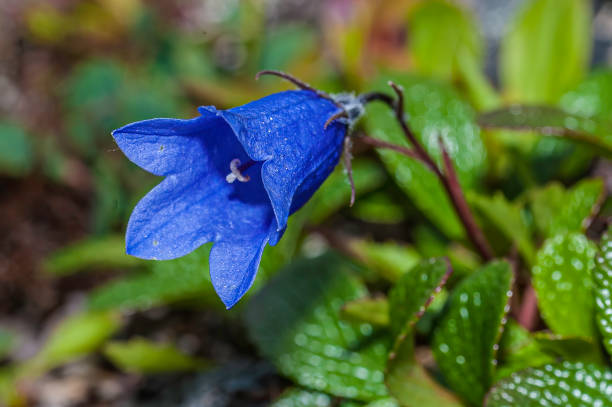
(112, 72, 364, 308)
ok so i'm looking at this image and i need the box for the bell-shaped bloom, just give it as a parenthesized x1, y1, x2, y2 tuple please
(112, 90, 348, 308)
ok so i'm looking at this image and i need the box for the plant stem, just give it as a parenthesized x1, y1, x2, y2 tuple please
(360, 85, 494, 261)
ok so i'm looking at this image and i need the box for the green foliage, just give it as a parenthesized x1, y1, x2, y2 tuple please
(89, 244, 216, 310)
(365, 74, 486, 239)
(308, 159, 387, 224)
(104, 338, 209, 373)
(341, 298, 390, 327)
(486, 362, 612, 407)
(433, 261, 513, 406)
(477, 106, 612, 157)
(500, 0, 591, 103)
(44, 235, 143, 275)
(386, 258, 460, 407)
(530, 179, 604, 238)
(271, 388, 334, 407)
(0, 122, 33, 177)
(407, 0, 482, 81)
(245, 254, 388, 401)
(532, 233, 597, 338)
(594, 227, 612, 357)
(469, 192, 535, 265)
(348, 239, 421, 282)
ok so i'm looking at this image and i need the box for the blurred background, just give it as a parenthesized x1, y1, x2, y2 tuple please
(1, 0, 612, 406)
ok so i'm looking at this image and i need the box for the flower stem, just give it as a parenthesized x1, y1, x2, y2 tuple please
(360, 85, 494, 261)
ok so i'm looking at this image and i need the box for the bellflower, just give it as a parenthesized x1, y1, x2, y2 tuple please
(112, 89, 362, 308)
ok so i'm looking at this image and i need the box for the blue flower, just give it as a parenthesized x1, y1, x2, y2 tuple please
(112, 90, 352, 308)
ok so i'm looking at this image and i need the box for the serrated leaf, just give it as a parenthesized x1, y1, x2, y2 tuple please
(308, 159, 386, 224)
(477, 106, 612, 158)
(103, 338, 209, 373)
(388, 258, 451, 345)
(486, 362, 612, 407)
(500, 0, 591, 103)
(594, 227, 612, 357)
(408, 0, 482, 81)
(386, 259, 460, 407)
(365, 74, 486, 239)
(341, 298, 389, 327)
(245, 254, 388, 401)
(349, 239, 421, 282)
(89, 244, 216, 310)
(532, 233, 597, 338)
(44, 235, 143, 275)
(531, 179, 604, 238)
(469, 192, 535, 265)
(433, 260, 513, 406)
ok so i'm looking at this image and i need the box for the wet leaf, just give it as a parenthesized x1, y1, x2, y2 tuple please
(388, 258, 451, 345)
(532, 233, 597, 338)
(486, 362, 612, 407)
(530, 178, 604, 238)
(477, 106, 612, 158)
(44, 235, 143, 275)
(408, 0, 482, 81)
(271, 388, 334, 407)
(386, 258, 460, 407)
(104, 338, 209, 373)
(433, 261, 513, 406)
(245, 254, 388, 401)
(365, 74, 486, 239)
(500, 0, 591, 103)
(561, 69, 612, 119)
(594, 227, 612, 357)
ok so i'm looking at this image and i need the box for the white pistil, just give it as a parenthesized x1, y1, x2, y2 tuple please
(225, 158, 251, 183)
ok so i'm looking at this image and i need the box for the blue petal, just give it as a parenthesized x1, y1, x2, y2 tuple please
(207, 90, 347, 231)
(124, 109, 275, 261)
(209, 233, 270, 309)
(112, 116, 211, 176)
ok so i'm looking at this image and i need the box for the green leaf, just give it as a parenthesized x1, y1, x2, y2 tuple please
(407, 0, 482, 81)
(271, 388, 334, 407)
(89, 244, 217, 310)
(351, 192, 405, 224)
(388, 258, 451, 345)
(308, 159, 386, 224)
(0, 122, 33, 177)
(34, 311, 120, 369)
(44, 235, 143, 275)
(594, 227, 612, 357)
(530, 179, 604, 238)
(341, 298, 390, 327)
(485, 362, 612, 407)
(245, 253, 388, 401)
(469, 192, 535, 265)
(348, 239, 421, 282)
(365, 74, 486, 239)
(561, 69, 612, 119)
(386, 258, 461, 407)
(500, 0, 591, 103)
(433, 260, 513, 406)
(532, 233, 597, 337)
(477, 106, 612, 158)
(103, 338, 208, 373)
